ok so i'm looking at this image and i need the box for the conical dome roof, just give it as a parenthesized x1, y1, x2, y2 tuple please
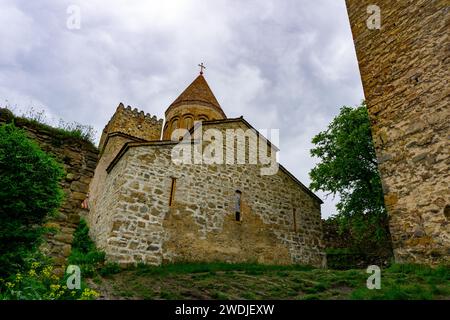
(166, 74, 225, 116)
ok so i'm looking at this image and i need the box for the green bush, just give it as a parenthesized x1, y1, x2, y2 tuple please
(0, 123, 64, 277)
(68, 219, 105, 277)
(71, 219, 96, 253)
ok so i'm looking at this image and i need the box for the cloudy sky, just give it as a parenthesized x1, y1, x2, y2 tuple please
(1, 0, 364, 218)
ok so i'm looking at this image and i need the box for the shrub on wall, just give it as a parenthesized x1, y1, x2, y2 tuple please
(68, 219, 106, 277)
(68, 218, 121, 278)
(0, 123, 64, 276)
(323, 217, 393, 269)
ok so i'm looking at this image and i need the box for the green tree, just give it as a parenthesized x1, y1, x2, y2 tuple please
(0, 123, 64, 276)
(309, 103, 390, 249)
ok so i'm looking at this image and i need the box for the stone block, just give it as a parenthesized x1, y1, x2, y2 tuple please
(70, 181, 89, 193)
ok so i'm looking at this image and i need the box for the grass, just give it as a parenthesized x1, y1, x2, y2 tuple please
(14, 116, 96, 146)
(133, 261, 314, 276)
(66, 214, 449, 300)
(350, 264, 450, 300)
(87, 262, 449, 300)
(1, 107, 97, 146)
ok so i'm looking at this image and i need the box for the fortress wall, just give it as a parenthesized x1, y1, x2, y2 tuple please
(91, 120, 325, 267)
(345, 0, 449, 264)
(0, 109, 99, 272)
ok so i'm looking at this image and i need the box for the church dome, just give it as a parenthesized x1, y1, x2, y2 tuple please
(163, 73, 226, 140)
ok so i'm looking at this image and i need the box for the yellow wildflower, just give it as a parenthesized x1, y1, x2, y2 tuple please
(42, 266, 53, 278)
(15, 273, 22, 283)
(50, 284, 61, 291)
(79, 288, 100, 300)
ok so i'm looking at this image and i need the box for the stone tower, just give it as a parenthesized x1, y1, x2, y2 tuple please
(98, 103, 163, 151)
(345, 1, 449, 264)
(162, 74, 227, 140)
(88, 103, 163, 217)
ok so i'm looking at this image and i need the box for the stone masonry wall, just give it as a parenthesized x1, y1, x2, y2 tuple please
(89, 120, 326, 267)
(89, 134, 140, 213)
(345, 1, 449, 264)
(0, 109, 98, 271)
(88, 145, 129, 253)
(89, 104, 163, 221)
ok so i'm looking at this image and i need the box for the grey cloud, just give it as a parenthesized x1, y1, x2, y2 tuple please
(0, 0, 364, 218)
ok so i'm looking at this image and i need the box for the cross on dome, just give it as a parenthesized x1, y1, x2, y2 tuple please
(198, 62, 206, 75)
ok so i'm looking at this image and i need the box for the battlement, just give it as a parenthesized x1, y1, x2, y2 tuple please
(115, 103, 163, 124)
(99, 103, 163, 152)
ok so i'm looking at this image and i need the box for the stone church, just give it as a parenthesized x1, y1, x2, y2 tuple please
(86, 71, 326, 268)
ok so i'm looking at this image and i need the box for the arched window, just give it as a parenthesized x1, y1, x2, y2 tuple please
(164, 123, 170, 140)
(198, 115, 208, 121)
(172, 118, 179, 130)
(168, 118, 180, 141)
(184, 116, 193, 130)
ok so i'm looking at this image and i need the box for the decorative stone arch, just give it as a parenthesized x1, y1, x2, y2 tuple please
(182, 114, 194, 130)
(163, 122, 171, 140)
(171, 117, 180, 130)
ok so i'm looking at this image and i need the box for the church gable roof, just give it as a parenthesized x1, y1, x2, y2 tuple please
(197, 118, 323, 204)
(105, 116, 323, 205)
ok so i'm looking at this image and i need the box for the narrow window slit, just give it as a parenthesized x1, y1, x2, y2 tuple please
(169, 177, 176, 207)
(235, 190, 242, 221)
(293, 208, 297, 232)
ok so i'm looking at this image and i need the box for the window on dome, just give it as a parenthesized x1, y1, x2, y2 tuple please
(184, 116, 193, 130)
(172, 119, 178, 129)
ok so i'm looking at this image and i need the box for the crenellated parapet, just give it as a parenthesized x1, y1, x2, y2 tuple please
(99, 103, 163, 152)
